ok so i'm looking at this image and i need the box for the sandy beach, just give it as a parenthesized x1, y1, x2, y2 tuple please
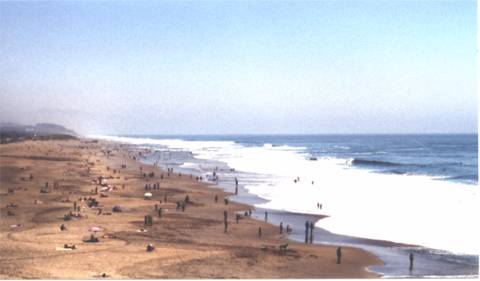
(0, 138, 382, 279)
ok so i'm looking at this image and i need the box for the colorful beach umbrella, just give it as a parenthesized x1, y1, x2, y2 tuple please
(89, 226, 102, 232)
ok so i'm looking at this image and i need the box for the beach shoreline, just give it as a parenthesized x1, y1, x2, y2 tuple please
(0, 138, 382, 279)
(129, 135, 479, 278)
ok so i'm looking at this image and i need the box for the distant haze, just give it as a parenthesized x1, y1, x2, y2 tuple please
(0, 1, 476, 135)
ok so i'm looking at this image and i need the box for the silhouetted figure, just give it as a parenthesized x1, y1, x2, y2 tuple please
(146, 243, 155, 252)
(236, 214, 240, 224)
(279, 222, 283, 234)
(224, 210, 228, 232)
(305, 221, 309, 243)
(224, 198, 229, 205)
(144, 215, 153, 226)
(214, 195, 218, 203)
(258, 227, 262, 238)
(309, 221, 314, 244)
(409, 252, 414, 271)
(60, 224, 66, 231)
(336, 247, 342, 264)
(158, 208, 162, 218)
(264, 211, 268, 222)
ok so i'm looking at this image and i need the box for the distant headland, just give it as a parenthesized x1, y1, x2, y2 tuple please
(0, 122, 78, 143)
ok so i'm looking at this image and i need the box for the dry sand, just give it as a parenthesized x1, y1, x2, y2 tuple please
(0, 138, 382, 279)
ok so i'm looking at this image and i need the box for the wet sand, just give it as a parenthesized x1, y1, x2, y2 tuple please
(0, 138, 382, 279)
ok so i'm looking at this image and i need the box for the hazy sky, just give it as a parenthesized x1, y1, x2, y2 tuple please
(0, 1, 477, 135)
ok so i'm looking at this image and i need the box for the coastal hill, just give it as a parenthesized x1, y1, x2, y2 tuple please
(0, 122, 77, 143)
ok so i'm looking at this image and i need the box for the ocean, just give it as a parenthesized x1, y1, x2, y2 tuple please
(96, 134, 478, 277)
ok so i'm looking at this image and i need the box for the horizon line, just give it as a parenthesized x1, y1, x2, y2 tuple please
(98, 132, 478, 137)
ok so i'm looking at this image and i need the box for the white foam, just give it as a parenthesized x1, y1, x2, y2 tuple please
(180, 162, 196, 168)
(95, 135, 479, 255)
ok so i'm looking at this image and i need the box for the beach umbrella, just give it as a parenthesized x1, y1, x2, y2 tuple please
(89, 226, 102, 232)
(144, 192, 152, 199)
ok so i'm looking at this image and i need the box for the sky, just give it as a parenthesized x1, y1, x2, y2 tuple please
(0, 0, 477, 135)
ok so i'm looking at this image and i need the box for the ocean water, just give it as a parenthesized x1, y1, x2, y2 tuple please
(96, 134, 478, 276)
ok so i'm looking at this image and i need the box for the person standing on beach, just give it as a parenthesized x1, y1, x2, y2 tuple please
(305, 221, 309, 243)
(336, 247, 342, 264)
(309, 221, 314, 244)
(279, 222, 283, 234)
(264, 211, 268, 222)
(235, 178, 239, 195)
(223, 210, 228, 233)
(258, 227, 262, 238)
(409, 252, 414, 271)
(215, 194, 218, 203)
